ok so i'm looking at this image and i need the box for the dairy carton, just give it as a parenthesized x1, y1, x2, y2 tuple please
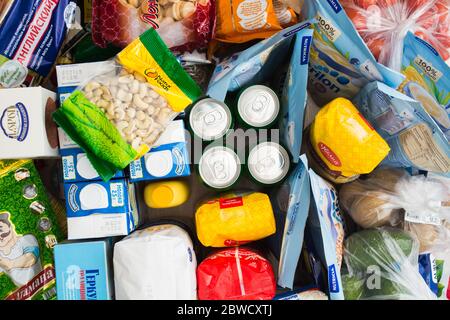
(60, 147, 125, 183)
(56, 61, 116, 104)
(54, 239, 114, 300)
(0, 87, 59, 159)
(64, 178, 140, 240)
(129, 120, 191, 182)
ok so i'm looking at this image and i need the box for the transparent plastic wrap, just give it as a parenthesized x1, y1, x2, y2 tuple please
(342, 228, 437, 300)
(195, 191, 276, 247)
(196, 247, 276, 300)
(341, 0, 450, 70)
(53, 28, 202, 181)
(91, 0, 215, 52)
(340, 167, 450, 252)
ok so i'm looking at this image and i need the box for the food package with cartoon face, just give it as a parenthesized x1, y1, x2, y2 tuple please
(0, 160, 63, 300)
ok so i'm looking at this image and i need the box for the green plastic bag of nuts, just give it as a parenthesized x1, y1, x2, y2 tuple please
(0, 160, 63, 300)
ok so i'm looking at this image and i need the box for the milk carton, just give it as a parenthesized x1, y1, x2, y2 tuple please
(0, 87, 59, 159)
(129, 120, 191, 182)
(64, 179, 140, 240)
(54, 239, 114, 300)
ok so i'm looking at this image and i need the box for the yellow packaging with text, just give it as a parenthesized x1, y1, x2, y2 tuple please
(310, 97, 390, 179)
(195, 192, 276, 247)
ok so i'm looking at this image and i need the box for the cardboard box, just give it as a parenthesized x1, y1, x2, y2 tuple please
(129, 120, 191, 182)
(0, 87, 59, 159)
(54, 239, 114, 300)
(64, 179, 140, 240)
(60, 146, 125, 183)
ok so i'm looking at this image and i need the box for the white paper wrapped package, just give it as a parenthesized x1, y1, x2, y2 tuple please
(113, 224, 197, 300)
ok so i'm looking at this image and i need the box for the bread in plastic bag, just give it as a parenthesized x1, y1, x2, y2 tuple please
(53, 28, 202, 181)
(342, 228, 436, 300)
(341, 0, 450, 70)
(195, 192, 276, 247)
(91, 0, 215, 51)
(340, 167, 450, 251)
(197, 247, 276, 300)
(113, 224, 197, 300)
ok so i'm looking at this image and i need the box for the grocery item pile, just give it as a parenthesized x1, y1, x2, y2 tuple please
(0, 0, 448, 301)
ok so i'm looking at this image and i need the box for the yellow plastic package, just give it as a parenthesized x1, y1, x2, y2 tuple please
(195, 192, 276, 247)
(214, 0, 283, 43)
(307, 97, 390, 183)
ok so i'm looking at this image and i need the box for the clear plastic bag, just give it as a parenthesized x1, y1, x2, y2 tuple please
(341, 0, 450, 70)
(53, 29, 202, 181)
(339, 167, 450, 252)
(342, 227, 437, 300)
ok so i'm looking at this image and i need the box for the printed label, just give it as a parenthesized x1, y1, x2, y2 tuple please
(328, 264, 339, 293)
(6, 266, 56, 300)
(300, 36, 312, 65)
(62, 156, 76, 180)
(1, 103, 29, 141)
(316, 14, 342, 42)
(326, 0, 343, 13)
(414, 55, 443, 82)
(0, 60, 28, 88)
(219, 197, 244, 209)
(14, 0, 60, 67)
(173, 147, 185, 176)
(405, 210, 442, 226)
(62, 265, 100, 300)
(318, 142, 342, 167)
(68, 184, 80, 212)
(129, 160, 143, 179)
(110, 183, 124, 207)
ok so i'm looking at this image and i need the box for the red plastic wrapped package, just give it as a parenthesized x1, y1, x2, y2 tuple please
(341, 0, 450, 70)
(92, 0, 215, 52)
(197, 248, 276, 300)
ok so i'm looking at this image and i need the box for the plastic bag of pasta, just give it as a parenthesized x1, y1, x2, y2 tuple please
(53, 28, 202, 181)
(342, 228, 437, 300)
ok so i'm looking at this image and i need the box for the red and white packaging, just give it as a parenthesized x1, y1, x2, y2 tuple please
(197, 247, 276, 300)
(341, 0, 450, 70)
(92, 0, 215, 52)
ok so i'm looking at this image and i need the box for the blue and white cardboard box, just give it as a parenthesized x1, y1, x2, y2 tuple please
(60, 146, 125, 183)
(54, 239, 114, 300)
(129, 119, 191, 182)
(56, 61, 116, 104)
(58, 128, 125, 182)
(64, 178, 140, 240)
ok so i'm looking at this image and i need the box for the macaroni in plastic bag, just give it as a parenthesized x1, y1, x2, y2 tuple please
(342, 228, 436, 300)
(353, 81, 450, 175)
(53, 28, 202, 181)
(195, 192, 276, 247)
(341, 0, 450, 71)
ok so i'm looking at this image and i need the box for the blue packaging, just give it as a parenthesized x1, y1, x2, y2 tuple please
(128, 120, 190, 182)
(279, 32, 313, 161)
(268, 155, 310, 289)
(0, 0, 70, 78)
(207, 21, 314, 102)
(307, 169, 345, 300)
(54, 239, 114, 300)
(60, 147, 125, 183)
(64, 178, 140, 240)
(419, 252, 439, 297)
(401, 32, 450, 140)
(302, 0, 404, 106)
(353, 81, 450, 175)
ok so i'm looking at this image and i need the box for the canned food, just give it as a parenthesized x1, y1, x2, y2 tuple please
(237, 85, 280, 128)
(198, 146, 241, 190)
(247, 142, 290, 185)
(189, 98, 233, 141)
